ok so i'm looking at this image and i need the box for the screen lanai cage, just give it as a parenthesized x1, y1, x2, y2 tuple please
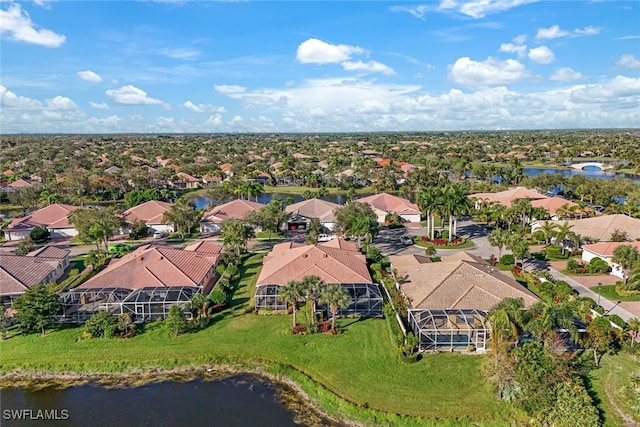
(407, 309, 490, 352)
(61, 286, 200, 322)
(255, 283, 384, 317)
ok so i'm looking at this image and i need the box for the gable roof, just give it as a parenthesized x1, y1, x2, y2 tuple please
(284, 198, 342, 222)
(549, 214, 640, 241)
(6, 203, 80, 231)
(0, 254, 56, 295)
(582, 241, 640, 257)
(78, 245, 218, 291)
(123, 200, 174, 225)
(201, 199, 264, 224)
(355, 193, 420, 215)
(388, 254, 433, 269)
(395, 254, 539, 311)
(257, 241, 372, 286)
(27, 245, 70, 261)
(183, 240, 224, 258)
(470, 187, 547, 208)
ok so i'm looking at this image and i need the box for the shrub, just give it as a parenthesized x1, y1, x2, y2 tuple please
(545, 246, 566, 259)
(500, 254, 515, 266)
(588, 258, 611, 273)
(318, 321, 332, 333)
(292, 324, 308, 335)
(567, 259, 581, 273)
(209, 287, 228, 305)
(606, 314, 626, 328)
(166, 305, 189, 338)
(29, 226, 50, 243)
(83, 310, 119, 339)
(217, 278, 232, 292)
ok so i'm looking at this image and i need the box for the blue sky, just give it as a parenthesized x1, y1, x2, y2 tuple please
(1, 0, 639, 133)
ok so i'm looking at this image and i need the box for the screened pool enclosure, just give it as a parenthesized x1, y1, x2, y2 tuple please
(62, 286, 200, 322)
(254, 283, 383, 317)
(407, 309, 489, 352)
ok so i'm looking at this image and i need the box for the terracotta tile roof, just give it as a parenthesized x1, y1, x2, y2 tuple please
(123, 200, 174, 225)
(201, 199, 264, 224)
(317, 238, 359, 251)
(581, 241, 640, 257)
(355, 193, 420, 216)
(183, 241, 224, 259)
(548, 214, 640, 241)
(396, 254, 539, 311)
(7, 203, 80, 230)
(388, 254, 433, 269)
(176, 172, 200, 182)
(531, 197, 577, 215)
(257, 242, 372, 286)
(78, 245, 218, 291)
(27, 245, 70, 261)
(0, 254, 56, 295)
(8, 179, 34, 189)
(284, 198, 342, 222)
(470, 187, 547, 208)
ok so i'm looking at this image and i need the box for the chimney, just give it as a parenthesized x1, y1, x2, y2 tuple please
(136, 256, 144, 262)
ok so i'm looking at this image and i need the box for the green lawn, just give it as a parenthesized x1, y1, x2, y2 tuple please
(596, 285, 640, 302)
(589, 352, 640, 426)
(0, 252, 523, 425)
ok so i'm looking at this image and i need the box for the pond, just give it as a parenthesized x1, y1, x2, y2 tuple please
(0, 375, 320, 427)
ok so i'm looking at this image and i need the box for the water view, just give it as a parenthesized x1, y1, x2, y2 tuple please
(0, 376, 309, 427)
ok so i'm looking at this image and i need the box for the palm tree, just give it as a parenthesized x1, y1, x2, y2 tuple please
(488, 228, 509, 260)
(320, 284, 350, 332)
(417, 186, 441, 240)
(220, 219, 245, 258)
(280, 280, 305, 328)
(612, 245, 640, 283)
(301, 275, 324, 326)
(627, 318, 640, 347)
(525, 302, 579, 347)
(538, 220, 557, 246)
(442, 183, 471, 241)
(554, 221, 574, 255)
(487, 298, 525, 358)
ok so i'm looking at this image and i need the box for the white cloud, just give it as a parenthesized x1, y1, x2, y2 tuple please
(0, 85, 42, 109)
(105, 85, 164, 105)
(204, 114, 223, 126)
(159, 47, 200, 60)
(549, 67, 584, 82)
(89, 102, 109, 110)
(342, 60, 395, 75)
(390, 5, 429, 19)
(528, 46, 555, 64)
(296, 38, 365, 64)
(439, 0, 537, 19)
(77, 70, 103, 83)
(569, 76, 640, 105)
(500, 43, 527, 58)
(183, 101, 226, 113)
(449, 57, 530, 86)
(535, 24, 600, 40)
(616, 54, 640, 70)
(46, 96, 79, 110)
(214, 84, 247, 94)
(0, 3, 66, 48)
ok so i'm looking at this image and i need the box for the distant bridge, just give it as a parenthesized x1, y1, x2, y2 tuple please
(570, 162, 613, 171)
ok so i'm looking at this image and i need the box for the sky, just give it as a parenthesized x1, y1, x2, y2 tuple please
(1, 0, 639, 134)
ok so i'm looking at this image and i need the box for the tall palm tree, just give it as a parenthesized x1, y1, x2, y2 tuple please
(627, 318, 640, 347)
(487, 298, 525, 358)
(612, 244, 640, 283)
(554, 221, 574, 255)
(301, 275, 324, 326)
(417, 186, 441, 240)
(320, 284, 350, 332)
(280, 280, 305, 328)
(488, 228, 509, 260)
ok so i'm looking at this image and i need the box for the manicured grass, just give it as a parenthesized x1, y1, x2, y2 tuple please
(0, 252, 522, 425)
(596, 285, 640, 302)
(589, 352, 640, 426)
(415, 238, 475, 250)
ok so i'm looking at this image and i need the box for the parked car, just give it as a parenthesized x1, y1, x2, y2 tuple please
(108, 243, 132, 253)
(399, 235, 414, 246)
(317, 234, 337, 242)
(152, 231, 165, 239)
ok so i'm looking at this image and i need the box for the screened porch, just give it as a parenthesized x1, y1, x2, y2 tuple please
(408, 309, 489, 352)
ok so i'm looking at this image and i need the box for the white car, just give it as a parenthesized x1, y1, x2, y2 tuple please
(317, 234, 337, 242)
(152, 231, 165, 239)
(399, 235, 414, 245)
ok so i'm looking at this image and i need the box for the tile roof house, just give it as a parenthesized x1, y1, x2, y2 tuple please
(393, 251, 540, 352)
(469, 187, 548, 208)
(284, 198, 342, 231)
(534, 214, 640, 242)
(255, 240, 382, 316)
(64, 244, 221, 321)
(122, 200, 175, 235)
(0, 245, 70, 306)
(200, 199, 265, 233)
(581, 241, 640, 279)
(355, 192, 421, 223)
(530, 197, 579, 219)
(4, 203, 80, 241)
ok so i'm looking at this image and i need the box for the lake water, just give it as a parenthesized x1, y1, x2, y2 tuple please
(523, 166, 640, 182)
(190, 192, 353, 210)
(0, 375, 315, 427)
